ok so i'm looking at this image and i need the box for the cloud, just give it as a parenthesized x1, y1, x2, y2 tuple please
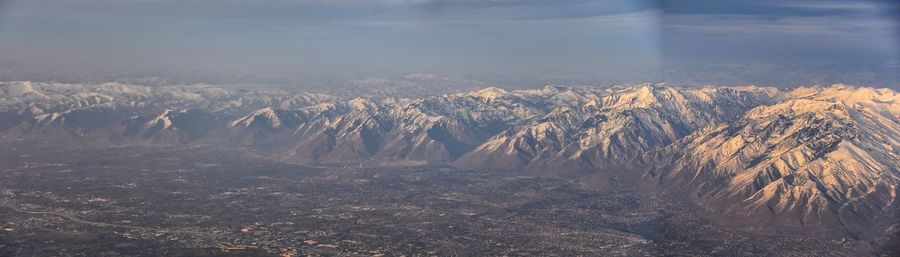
(663, 0, 898, 16)
(0, 0, 896, 87)
(664, 14, 897, 37)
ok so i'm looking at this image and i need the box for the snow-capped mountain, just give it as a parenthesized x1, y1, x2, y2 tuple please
(647, 85, 899, 236)
(119, 109, 221, 143)
(458, 86, 781, 172)
(230, 107, 306, 131)
(27, 112, 77, 138)
(0, 81, 336, 117)
(2, 81, 897, 237)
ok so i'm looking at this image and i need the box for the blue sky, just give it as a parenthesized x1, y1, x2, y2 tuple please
(0, 0, 897, 88)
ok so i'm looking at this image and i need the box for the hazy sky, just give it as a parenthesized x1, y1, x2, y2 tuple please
(0, 0, 897, 88)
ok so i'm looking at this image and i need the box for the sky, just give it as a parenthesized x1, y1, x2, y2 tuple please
(0, 0, 897, 88)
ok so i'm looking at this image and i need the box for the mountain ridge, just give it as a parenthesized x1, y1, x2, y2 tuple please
(2, 81, 897, 239)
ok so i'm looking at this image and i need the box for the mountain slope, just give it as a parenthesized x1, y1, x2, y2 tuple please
(2, 81, 898, 239)
(119, 109, 221, 143)
(459, 85, 781, 172)
(648, 85, 900, 237)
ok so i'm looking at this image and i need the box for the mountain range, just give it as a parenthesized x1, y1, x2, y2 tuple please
(1, 81, 897, 239)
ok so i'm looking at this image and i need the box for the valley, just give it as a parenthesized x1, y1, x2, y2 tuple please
(0, 145, 871, 256)
(1, 82, 898, 256)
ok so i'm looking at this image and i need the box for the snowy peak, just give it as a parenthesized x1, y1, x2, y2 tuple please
(456, 85, 780, 172)
(1, 81, 896, 238)
(514, 86, 599, 108)
(34, 112, 67, 128)
(230, 107, 303, 131)
(12, 111, 81, 138)
(145, 109, 178, 130)
(786, 85, 900, 120)
(1, 81, 46, 98)
(652, 86, 900, 231)
(464, 86, 509, 100)
(602, 85, 663, 109)
(347, 97, 379, 112)
(118, 109, 220, 142)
